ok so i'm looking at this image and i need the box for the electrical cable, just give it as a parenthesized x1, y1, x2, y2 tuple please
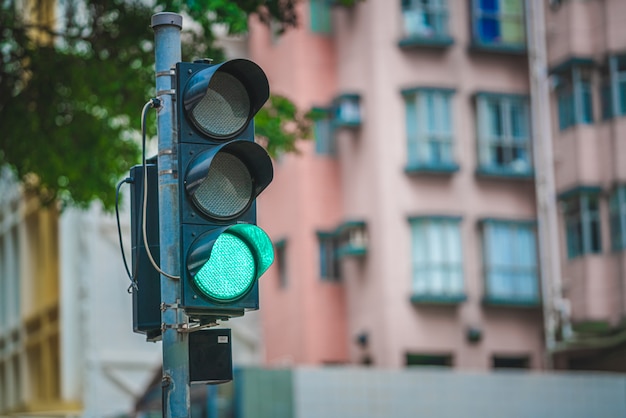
(141, 98, 180, 280)
(115, 176, 137, 292)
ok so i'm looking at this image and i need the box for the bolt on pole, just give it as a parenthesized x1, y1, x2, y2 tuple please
(151, 12, 190, 418)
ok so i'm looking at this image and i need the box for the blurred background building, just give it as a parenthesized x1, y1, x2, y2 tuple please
(0, 167, 161, 417)
(254, 0, 626, 372)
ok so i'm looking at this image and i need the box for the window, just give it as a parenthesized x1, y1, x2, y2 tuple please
(406, 353, 452, 367)
(410, 216, 464, 300)
(561, 189, 602, 259)
(555, 66, 593, 130)
(311, 107, 335, 155)
(601, 69, 613, 120)
(336, 221, 368, 258)
(333, 94, 361, 127)
(492, 355, 530, 369)
(482, 220, 539, 304)
(401, 0, 450, 41)
(319, 233, 341, 281)
(476, 93, 532, 176)
(606, 55, 626, 118)
(310, 0, 332, 34)
(610, 187, 626, 251)
(472, 0, 525, 50)
(615, 56, 626, 116)
(403, 88, 456, 172)
(275, 240, 287, 288)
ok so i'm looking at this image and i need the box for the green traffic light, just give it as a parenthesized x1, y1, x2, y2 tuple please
(189, 224, 274, 303)
(194, 233, 255, 301)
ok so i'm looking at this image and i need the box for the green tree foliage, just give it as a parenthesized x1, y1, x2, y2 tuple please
(0, 0, 309, 210)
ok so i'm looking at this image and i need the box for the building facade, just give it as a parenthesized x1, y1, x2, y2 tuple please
(0, 167, 162, 417)
(546, 0, 626, 370)
(253, 0, 626, 371)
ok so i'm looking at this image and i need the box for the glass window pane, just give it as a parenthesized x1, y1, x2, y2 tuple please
(590, 218, 602, 252)
(516, 226, 536, 267)
(441, 94, 452, 134)
(501, 0, 524, 44)
(314, 117, 334, 155)
(425, 93, 437, 133)
(490, 100, 503, 137)
(619, 80, 626, 116)
(407, 90, 455, 167)
(601, 81, 613, 120)
(406, 96, 419, 165)
(310, 0, 332, 34)
(501, 17, 523, 44)
(581, 82, 593, 123)
(587, 195, 599, 211)
(510, 100, 528, 139)
(484, 221, 538, 301)
(411, 218, 463, 296)
(479, 0, 499, 13)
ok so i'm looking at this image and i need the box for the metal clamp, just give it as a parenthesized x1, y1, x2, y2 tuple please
(161, 323, 187, 332)
(158, 148, 174, 157)
(160, 302, 182, 312)
(178, 321, 219, 333)
(156, 89, 176, 97)
(156, 69, 176, 78)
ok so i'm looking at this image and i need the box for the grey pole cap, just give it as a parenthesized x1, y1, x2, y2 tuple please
(151, 12, 183, 29)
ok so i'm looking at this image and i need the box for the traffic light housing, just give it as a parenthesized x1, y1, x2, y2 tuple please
(177, 59, 274, 320)
(130, 160, 162, 341)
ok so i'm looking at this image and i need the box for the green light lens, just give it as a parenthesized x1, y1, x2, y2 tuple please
(229, 224, 274, 276)
(193, 232, 256, 301)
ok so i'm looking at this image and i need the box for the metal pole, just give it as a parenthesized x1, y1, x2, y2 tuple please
(526, 0, 569, 369)
(151, 12, 190, 418)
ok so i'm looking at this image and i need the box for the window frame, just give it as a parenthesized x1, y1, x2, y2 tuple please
(492, 355, 530, 370)
(608, 55, 626, 118)
(403, 87, 458, 173)
(333, 94, 362, 127)
(409, 215, 465, 303)
(471, 0, 526, 52)
(560, 188, 602, 259)
(406, 353, 453, 367)
(400, 0, 452, 46)
(481, 219, 540, 306)
(310, 107, 335, 156)
(600, 67, 613, 121)
(318, 232, 341, 282)
(555, 66, 594, 130)
(475, 92, 533, 177)
(610, 186, 626, 251)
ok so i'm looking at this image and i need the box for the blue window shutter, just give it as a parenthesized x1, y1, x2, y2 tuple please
(478, 0, 500, 42)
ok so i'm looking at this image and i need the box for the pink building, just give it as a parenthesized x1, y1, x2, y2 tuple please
(252, 0, 626, 371)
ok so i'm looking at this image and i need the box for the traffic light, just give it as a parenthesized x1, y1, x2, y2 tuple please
(176, 59, 274, 320)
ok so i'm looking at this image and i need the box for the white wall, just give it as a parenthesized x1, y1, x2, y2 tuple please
(60, 200, 161, 418)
